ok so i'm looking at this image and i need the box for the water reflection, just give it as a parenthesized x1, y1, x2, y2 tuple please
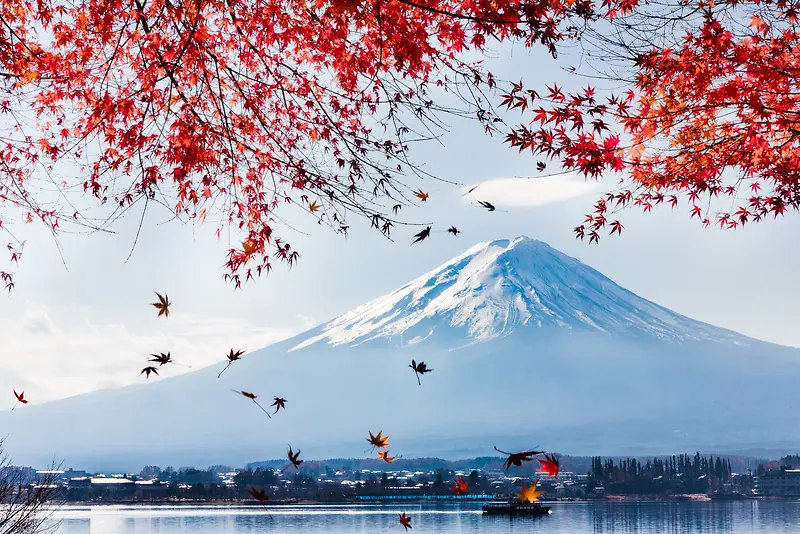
(588, 501, 800, 534)
(589, 502, 736, 533)
(49, 501, 800, 533)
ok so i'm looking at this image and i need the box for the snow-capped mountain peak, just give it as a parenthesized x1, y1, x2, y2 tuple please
(292, 236, 747, 350)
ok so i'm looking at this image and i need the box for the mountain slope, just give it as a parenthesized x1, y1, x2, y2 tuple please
(1, 236, 797, 470)
(293, 237, 750, 350)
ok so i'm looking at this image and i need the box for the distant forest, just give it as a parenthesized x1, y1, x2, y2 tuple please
(244, 453, 763, 478)
(589, 453, 736, 494)
(50, 451, 795, 502)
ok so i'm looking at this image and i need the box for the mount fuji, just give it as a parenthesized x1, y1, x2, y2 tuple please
(2, 236, 799, 471)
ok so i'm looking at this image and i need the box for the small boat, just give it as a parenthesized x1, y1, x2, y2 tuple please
(710, 489, 752, 501)
(482, 498, 552, 516)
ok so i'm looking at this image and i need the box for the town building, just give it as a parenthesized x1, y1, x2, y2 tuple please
(134, 480, 170, 499)
(755, 468, 800, 496)
(90, 477, 136, 500)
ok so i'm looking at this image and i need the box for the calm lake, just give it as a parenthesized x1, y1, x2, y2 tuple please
(49, 501, 800, 533)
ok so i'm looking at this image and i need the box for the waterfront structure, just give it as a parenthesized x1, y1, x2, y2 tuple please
(756, 468, 800, 496)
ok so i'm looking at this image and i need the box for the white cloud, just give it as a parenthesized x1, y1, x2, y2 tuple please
(0, 305, 297, 407)
(461, 173, 602, 208)
(296, 313, 317, 329)
(20, 309, 58, 335)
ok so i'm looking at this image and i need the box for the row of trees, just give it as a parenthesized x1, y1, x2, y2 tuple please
(591, 454, 733, 482)
(140, 465, 234, 485)
(140, 464, 494, 490)
(589, 453, 733, 494)
(234, 467, 496, 498)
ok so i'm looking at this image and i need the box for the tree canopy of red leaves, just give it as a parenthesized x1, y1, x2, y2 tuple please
(502, 0, 800, 243)
(1, 0, 798, 288)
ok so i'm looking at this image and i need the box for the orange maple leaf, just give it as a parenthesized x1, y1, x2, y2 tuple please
(366, 430, 390, 450)
(517, 480, 544, 503)
(377, 450, 396, 463)
(451, 476, 469, 495)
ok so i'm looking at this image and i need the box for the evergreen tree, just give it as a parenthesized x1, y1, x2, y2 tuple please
(432, 470, 446, 492)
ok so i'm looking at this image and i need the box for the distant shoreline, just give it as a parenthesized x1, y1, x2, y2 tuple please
(53, 494, 783, 506)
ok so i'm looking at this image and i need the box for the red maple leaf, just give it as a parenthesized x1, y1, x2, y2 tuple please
(451, 476, 469, 495)
(536, 453, 560, 477)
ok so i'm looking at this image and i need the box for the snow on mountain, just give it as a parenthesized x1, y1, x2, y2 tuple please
(1, 236, 796, 470)
(293, 236, 748, 350)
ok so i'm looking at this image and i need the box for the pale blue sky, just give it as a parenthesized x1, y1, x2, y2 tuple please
(1, 42, 798, 405)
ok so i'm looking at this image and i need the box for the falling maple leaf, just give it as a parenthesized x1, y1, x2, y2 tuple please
(218, 349, 245, 378)
(377, 450, 396, 463)
(308, 200, 321, 213)
(232, 389, 272, 418)
(366, 430, 390, 450)
(141, 366, 159, 379)
(148, 352, 173, 366)
(451, 476, 469, 495)
(271, 397, 287, 414)
(414, 189, 429, 202)
(409, 359, 433, 385)
(477, 200, 496, 212)
(447, 226, 461, 236)
(412, 227, 431, 244)
(537, 452, 560, 477)
(494, 446, 545, 470)
(150, 292, 170, 318)
(399, 512, 412, 531)
(517, 480, 544, 503)
(12, 389, 27, 410)
(148, 351, 192, 368)
(284, 446, 303, 470)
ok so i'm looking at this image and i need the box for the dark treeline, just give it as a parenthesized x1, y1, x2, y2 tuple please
(246, 454, 760, 478)
(45, 452, 771, 503)
(246, 456, 579, 477)
(237, 467, 494, 497)
(589, 453, 734, 494)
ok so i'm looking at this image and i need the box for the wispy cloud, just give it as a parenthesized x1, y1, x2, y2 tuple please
(461, 173, 602, 208)
(0, 304, 297, 407)
(296, 313, 318, 329)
